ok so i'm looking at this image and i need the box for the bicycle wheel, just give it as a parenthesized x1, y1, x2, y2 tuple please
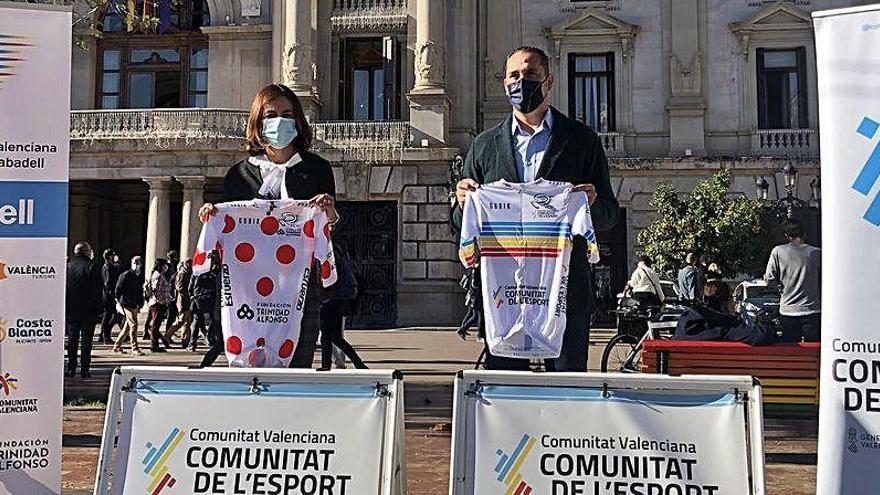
(601, 334, 641, 373)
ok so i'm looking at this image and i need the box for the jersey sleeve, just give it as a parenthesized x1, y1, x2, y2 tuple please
(570, 191, 600, 264)
(192, 213, 221, 275)
(313, 209, 339, 288)
(458, 190, 480, 268)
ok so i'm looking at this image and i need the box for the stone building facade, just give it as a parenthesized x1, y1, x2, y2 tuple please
(67, 0, 846, 327)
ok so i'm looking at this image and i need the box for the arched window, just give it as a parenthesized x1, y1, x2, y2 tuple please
(97, 0, 210, 109)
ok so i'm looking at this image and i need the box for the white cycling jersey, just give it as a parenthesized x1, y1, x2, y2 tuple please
(458, 179, 599, 359)
(192, 199, 337, 367)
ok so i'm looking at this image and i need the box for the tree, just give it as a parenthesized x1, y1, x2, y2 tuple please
(637, 169, 767, 277)
(15, 0, 162, 46)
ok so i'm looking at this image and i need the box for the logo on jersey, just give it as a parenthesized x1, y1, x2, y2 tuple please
(278, 212, 303, 236)
(236, 304, 255, 320)
(530, 194, 555, 210)
(488, 202, 512, 210)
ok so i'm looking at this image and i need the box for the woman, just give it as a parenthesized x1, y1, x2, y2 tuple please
(199, 84, 338, 368)
(145, 258, 173, 353)
(319, 243, 367, 370)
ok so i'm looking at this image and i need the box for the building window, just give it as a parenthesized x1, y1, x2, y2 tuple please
(96, 0, 208, 109)
(757, 47, 807, 129)
(341, 37, 400, 120)
(568, 53, 615, 132)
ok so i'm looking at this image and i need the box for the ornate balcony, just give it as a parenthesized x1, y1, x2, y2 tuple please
(752, 129, 818, 158)
(70, 109, 413, 162)
(330, 0, 408, 31)
(597, 132, 624, 158)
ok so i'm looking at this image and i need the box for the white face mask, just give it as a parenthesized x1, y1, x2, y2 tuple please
(132, 263, 142, 274)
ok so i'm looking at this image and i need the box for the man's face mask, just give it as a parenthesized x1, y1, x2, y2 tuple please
(132, 262, 142, 274)
(506, 76, 548, 115)
(262, 117, 298, 149)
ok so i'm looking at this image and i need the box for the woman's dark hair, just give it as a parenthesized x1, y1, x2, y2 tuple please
(245, 83, 313, 156)
(782, 218, 805, 240)
(703, 280, 731, 311)
(638, 255, 652, 267)
(152, 257, 168, 273)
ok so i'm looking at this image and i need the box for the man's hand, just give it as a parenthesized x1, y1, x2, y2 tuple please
(456, 178, 480, 206)
(572, 183, 597, 205)
(310, 193, 338, 223)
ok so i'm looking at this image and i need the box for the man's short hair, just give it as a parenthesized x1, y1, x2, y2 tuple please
(685, 252, 696, 264)
(103, 248, 115, 261)
(703, 280, 731, 311)
(638, 255, 652, 267)
(74, 242, 92, 257)
(505, 46, 550, 76)
(782, 218, 805, 240)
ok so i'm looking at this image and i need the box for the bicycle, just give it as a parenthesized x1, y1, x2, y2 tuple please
(600, 319, 678, 373)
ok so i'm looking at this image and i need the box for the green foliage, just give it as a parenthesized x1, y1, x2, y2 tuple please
(637, 169, 767, 277)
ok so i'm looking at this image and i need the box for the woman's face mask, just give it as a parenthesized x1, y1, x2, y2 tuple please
(261, 117, 298, 149)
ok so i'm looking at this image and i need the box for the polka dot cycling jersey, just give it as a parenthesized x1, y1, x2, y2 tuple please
(458, 179, 599, 359)
(192, 199, 337, 368)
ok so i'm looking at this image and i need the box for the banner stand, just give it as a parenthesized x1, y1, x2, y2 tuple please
(449, 371, 765, 495)
(94, 367, 406, 495)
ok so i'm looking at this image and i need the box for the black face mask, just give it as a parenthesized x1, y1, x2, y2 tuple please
(506, 76, 548, 114)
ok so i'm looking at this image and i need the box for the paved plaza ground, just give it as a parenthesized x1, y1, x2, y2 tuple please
(60, 328, 817, 494)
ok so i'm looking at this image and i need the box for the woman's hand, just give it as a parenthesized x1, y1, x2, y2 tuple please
(198, 203, 218, 223)
(310, 194, 338, 223)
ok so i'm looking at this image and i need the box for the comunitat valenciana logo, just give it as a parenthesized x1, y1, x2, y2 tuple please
(0, 371, 19, 396)
(854, 116, 880, 227)
(494, 434, 537, 494)
(141, 427, 186, 494)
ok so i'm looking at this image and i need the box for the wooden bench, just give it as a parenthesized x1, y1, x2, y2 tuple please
(641, 340, 820, 418)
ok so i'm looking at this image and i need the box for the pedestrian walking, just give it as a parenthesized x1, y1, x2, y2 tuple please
(99, 248, 123, 343)
(195, 252, 223, 365)
(113, 256, 145, 355)
(677, 252, 702, 304)
(163, 250, 180, 336)
(65, 242, 103, 378)
(624, 255, 666, 306)
(319, 244, 367, 370)
(144, 258, 173, 353)
(764, 219, 822, 342)
(165, 258, 193, 347)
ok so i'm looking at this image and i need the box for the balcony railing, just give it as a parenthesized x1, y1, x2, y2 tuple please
(597, 132, 624, 158)
(330, 0, 407, 31)
(70, 109, 413, 162)
(752, 129, 818, 158)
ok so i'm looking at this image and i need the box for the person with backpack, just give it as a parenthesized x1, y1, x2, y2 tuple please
(318, 244, 367, 370)
(623, 255, 666, 306)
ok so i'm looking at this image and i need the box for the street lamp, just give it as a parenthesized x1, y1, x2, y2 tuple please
(810, 176, 821, 204)
(782, 162, 798, 198)
(755, 176, 770, 201)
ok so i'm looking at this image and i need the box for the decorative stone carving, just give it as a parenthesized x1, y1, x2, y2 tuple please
(415, 40, 444, 89)
(283, 42, 311, 89)
(671, 52, 702, 95)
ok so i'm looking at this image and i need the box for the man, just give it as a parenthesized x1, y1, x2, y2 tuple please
(165, 258, 194, 347)
(451, 46, 618, 372)
(113, 256, 145, 355)
(674, 280, 776, 345)
(764, 219, 821, 342)
(677, 252, 702, 303)
(99, 248, 123, 343)
(624, 255, 665, 306)
(65, 242, 103, 378)
(163, 250, 180, 335)
(194, 252, 223, 365)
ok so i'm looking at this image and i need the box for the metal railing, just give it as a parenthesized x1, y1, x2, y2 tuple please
(598, 132, 624, 157)
(330, 0, 408, 31)
(752, 129, 818, 157)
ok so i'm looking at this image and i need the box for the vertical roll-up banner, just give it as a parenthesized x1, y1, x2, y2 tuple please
(814, 5, 880, 494)
(0, 2, 71, 494)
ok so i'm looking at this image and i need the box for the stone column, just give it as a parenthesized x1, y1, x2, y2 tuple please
(407, 0, 451, 144)
(271, 0, 284, 82)
(143, 177, 172, 277)
(667, 0, 706, 156)
(176, 176, 206, 259)
(283, 0, 321, 118)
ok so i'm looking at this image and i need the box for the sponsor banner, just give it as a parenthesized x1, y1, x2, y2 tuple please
(0, 2, 71, 183)
(0, 238, 66, 495)
(0, 182, 68, 238)
(96, 367, 407, 495)
(814, 5, 880, 493)
(450, 372, 765, 495)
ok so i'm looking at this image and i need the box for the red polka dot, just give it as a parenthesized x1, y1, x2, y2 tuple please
(256, 337, 266, 348)
(222, 215, 235, 234)
(235, 242, 255, 262)
(276, 245, 296, 264)
(256, 277, 274, 297)
(226, 336, 242, 355)
(303, 219, 315, 238)
(279, 339, 295, 359)
(321, 261, 332, 280)
(193, 250, 207, 266)
(261, 216, 279, 235)
(215, 241, 224, 262)
(323, 222, 331, 240)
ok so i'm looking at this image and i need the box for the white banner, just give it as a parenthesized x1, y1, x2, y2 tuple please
(0, 3, 70, 495)
(96, 368, 407, 495)
(450, 372, 765, 495)
(814, 5, 880, 494)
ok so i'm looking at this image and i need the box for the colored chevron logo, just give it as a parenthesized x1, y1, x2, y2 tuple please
(0, 33, 34, 89)
(494, 434, 536, 495)
(854, 116, 880, 226)
(141, 427, 185, 494)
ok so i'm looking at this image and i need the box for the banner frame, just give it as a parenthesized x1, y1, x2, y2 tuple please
(448, 370, 766, 495)
(93, 366, 407, 495)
